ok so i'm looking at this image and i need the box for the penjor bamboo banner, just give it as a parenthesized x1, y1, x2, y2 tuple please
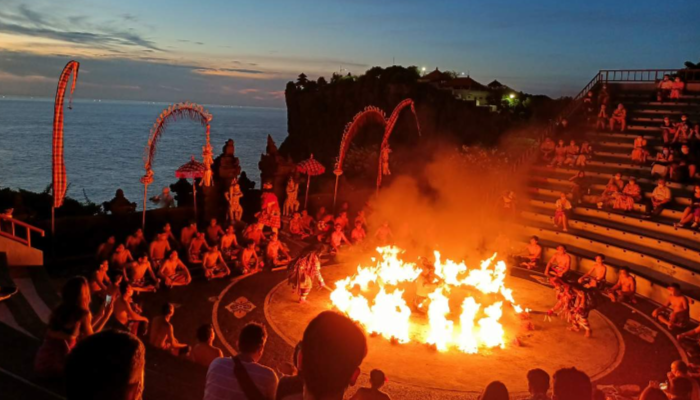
(52, 60, 80, 208)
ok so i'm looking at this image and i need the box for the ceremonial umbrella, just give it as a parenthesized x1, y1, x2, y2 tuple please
(297, 154, 326, 209)
(176, 156, 206, 217)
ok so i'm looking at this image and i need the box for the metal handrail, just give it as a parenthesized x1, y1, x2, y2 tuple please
(599, 69, 700, 83)
(0, 215, 45, 248)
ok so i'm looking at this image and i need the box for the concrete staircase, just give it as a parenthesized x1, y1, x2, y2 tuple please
(522, 79, 700, 318)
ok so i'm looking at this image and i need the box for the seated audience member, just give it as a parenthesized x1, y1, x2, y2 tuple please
(631, 136, 649, 164)
(675, 185, 700, 229)
(609, 103, 627, 132)
(96, 236, 117, 262)
(299, 312, 368, 400)
(606, 267, 636, 303)
(480, 381, 510, 400)
(613, 177, 642, 212)
(652, 283, 690, 330)
(540, 137, 556, 162)
(65, 330, 145, 400)
(515, 236, 542, 270)
(666, 377, 693, 400)
(351, 220, 367, 244)
(89, 260, 115, 297)
(330, 224, 352, 253)
(638, 385, 668, 400)
(661, 117, 677, 144)
(104, 189, 137, 215)
(276, 343, 303, 400)
(206, 218, 225, 246)
(111, 244, 134, 275)
(289, 212, 310, 239)
(374, 222, 394, 246)
(189, 232, 210, 264)
(243, 222, 265, 247)
(544, 245, 571, 286)
(553, 367, 591, 400)
(221, 225, 240, 262)
(652, 147, 674, 178)
(191, 323, 224, 368)
(149, 303, 190, 356)
(35, 277, 113, 377)
(583, 91, 595, 124)
(671, 145, 697, 182)
(658, 74, 674, 101)
(265, 232, 292, 269)
(125, 228, 147, 255)
(149, 232, 171, 270)
(150, 186, 175, 208)
(526, 368, 550, 400)
(576, 142, 592, 167)
(202, 245, 231, 280)
(596, 105, 608, 131)
(551, 139, 567, 167)
(671, 123, 691, 150)
(126, 253, 159, 293)
(569, 171, 590, 205)
(553, 193, 572, 232)
(113, 282, 149, 335)
(564, 140, 580, 166)
(598, 84, 610, 107)
(203, 322, 278, 400)
(597, 173, 624, 209)
(351, 369, 391, 400)
(180, 220, 198, 249)
(644, 179, 672, 218)
(240, 240, 262, 274)
(578, 254, 607, 288)
(159, 251, 192, 287)
(670, 77, 685, 101)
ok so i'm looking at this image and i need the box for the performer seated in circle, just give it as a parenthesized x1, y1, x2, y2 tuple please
(239, 240, 262, 274)
(515, 236, 542, 270)
(570, 285, 595, 338)
(315, 215, 334, 243)
(578, 254, 607, 289)
(149, 303, 190, 357)
(149, 232, 171, 271)
(605, 267, 636, 303)
(288, 245, 328, 304)
(96, 236, 116, 262)
(300, 210, 314, 234)
(188, 232, 210, 265)
(113, 281, 149, 335)
(89, 260, 116, 298)
(548, 281, 574, 321)
(202, 245, 231, 280)
(110, 244, 134, 276)
(350, 220, 367, 245)
(125, 228, 147, 255)
(374, 221, 394, 246)
(159, 251, 192, 288)
(289, 212, 311, 239)
(355, 210, 367, 228)
(180, 220, 198, 249)
(243, 222, 265, 248)
(126, 253, 159, 293)
(652, 283, 690, 330)
(220, 226, 240, 262)
(329, 224, 351, 254)
(265, 232, 292, 269)
(335, 211, 350, 231)
(206, 218, 225, 247)
(190, 323, 223, 368)
(544, 245, 571, 286)
(162, 223, 179, 250)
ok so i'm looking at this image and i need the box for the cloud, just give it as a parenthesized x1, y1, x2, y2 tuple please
(269, 90, 285, 99)
(238, 88, 259, 94)
(0, 69, 53, 83)
(192, 67, 273, 80)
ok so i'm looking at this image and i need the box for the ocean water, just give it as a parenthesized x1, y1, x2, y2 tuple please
(0, 97, 287, 209)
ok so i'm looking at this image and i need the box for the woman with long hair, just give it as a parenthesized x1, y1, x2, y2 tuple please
(35, 276, 113, 377)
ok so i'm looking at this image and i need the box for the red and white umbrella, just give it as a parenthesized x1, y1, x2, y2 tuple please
(176, 156, 205, 217)
(297, 154, 326, 209)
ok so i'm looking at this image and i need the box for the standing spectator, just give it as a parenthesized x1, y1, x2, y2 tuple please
(203, 322, 278, 400)
(191, 323, 224, 368)
(596, 105, 608, 131)
(609, 103, 627, 132)
(350, 369, 391, 400)
(644, 179, 672, 218)
(481, 381, 510, 400)
(526, 368, 550, 400)
(552, 367, 591, 400)
(65, 330, 145, 400)
(300, 311, 368, 400)
(598, 84, 610, 108)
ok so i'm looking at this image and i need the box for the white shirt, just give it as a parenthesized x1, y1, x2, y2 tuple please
(203, 357, 278, 400)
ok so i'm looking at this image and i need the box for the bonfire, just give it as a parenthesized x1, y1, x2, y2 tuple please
(330, 246, 524, 354)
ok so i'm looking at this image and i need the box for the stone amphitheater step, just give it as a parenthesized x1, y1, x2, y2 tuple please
(511, 236, 700, 320)
(630, 108, 700, 116)
(618, 92, 700, 100)
(531, 174, 696, 198)
(588, 131, 660, 142)
(629, 114, 700, 123)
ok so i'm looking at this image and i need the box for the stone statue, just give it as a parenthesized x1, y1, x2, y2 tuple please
(215, 139, 241, 189)
(224, 180, 243, 222)
(202, 142, 214, 187)
(380, 146, 392, 176)
(283, 176, 300, 217)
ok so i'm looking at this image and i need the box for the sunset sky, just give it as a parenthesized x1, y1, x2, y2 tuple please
(0, 0, 698, 107)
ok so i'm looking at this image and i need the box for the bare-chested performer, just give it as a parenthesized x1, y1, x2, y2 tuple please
(205, 218, 225, 246)
(570, 286, 595, 338)
(517, 236, 542, 270)
(89, 260, 116, 298)
(652, 283, 690, 330)
(355, 210, 367, 228)
(243, 223, 265, 247)
(220, 225, 240, 262)
(111, 244, 134, 275)
(96, 236, 116, 262)
(190, 323, 223, 367)
(163, 223, 179, 249)
(149, 303, 190, 356)
(179, 220, 198, 249)
(224, 182, 244, 222)
(125, 228, 147, 255)
(265, 232, 291, 269)
(202, 245, 231, 280)
(288, 245, 328, 303)
(330, 224, 351, 254)
(301, 210, 314, 232)
(544, 245, 571, 286)
(335, 211, 349, 231)
(606, 266, 636, 303)
(239, 240, 262, 274)
(374, 221, 394, 246)
(351, 220, 366, 244)
(188, 232, 210, 265)
(159, 251, 192, 287)
(149, 232, 171, 271)
(578, 254, 607, 288)
(126, 253, 159, 292)
(289, 212, 310, 239)
(113, 282, 149, 335)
